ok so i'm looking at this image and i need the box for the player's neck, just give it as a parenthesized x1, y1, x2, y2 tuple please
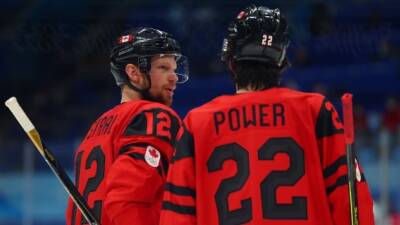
(236, 84, 280, 94)
(236, 88, 253, 94)
(121, 86, 143, 103)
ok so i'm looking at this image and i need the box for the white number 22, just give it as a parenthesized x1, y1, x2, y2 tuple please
(262, 35, 273, 46)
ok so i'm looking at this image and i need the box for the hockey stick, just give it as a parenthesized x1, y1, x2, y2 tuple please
(5, 97, 100, 225)
(341, 93, 359, 225)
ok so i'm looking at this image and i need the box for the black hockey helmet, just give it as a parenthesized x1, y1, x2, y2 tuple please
(110, 27, 189, 90)
(221, 5, 290, 68)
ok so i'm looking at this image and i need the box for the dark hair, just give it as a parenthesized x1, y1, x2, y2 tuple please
(231, 60, 287, 90)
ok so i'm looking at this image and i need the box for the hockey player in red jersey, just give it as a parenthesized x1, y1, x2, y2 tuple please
(160, 5, 375, 225)
(65, 27, 189, 225)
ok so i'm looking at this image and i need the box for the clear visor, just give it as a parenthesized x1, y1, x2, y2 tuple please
(175, 55, 189, 84)
(147, 53, 189, 84)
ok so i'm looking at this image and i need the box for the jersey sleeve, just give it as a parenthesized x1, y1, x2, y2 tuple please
(104, 144, 166, 225)
(315, 97, 375, 225)
(160, 116, 197, 225)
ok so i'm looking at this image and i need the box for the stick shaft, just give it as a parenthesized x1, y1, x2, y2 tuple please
(341, 93, 359, 225)
(5, 97, 99, 225)
(41, 143, 99, 225)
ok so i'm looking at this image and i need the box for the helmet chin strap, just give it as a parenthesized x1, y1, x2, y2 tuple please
(126, 72, 155, 102)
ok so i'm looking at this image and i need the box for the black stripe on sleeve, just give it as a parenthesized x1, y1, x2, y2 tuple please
(157, 165, 163, 177)
(127, 152, 145, 161)
(360, 173, 366, 182)
(315, 98, 344, 139)
(118, 143, 149, 155)
(161, 155, 169, 175)
(127, 151, 164, 176)
(172, 125, 194, 162)
(165, 182, 196, 199)
(326, 175, 347, 195)
(326, 174, 366, 195)
(118, 143, 166, 176)
(162, 201, 196, 215)
(323, 155, 347, 178)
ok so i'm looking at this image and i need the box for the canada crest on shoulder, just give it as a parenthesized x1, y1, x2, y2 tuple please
(145, 145, 161, 168)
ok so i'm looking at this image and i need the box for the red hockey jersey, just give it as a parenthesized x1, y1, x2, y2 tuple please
(66, 100, 182, 225)
(160, 88, 374, 225)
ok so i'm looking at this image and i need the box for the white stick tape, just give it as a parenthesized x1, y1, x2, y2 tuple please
(5, 97, 35, 133)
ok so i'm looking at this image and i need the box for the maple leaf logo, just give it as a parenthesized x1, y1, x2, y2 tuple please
(149, 149, 159, 158)
(145, 146, 161, 168)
